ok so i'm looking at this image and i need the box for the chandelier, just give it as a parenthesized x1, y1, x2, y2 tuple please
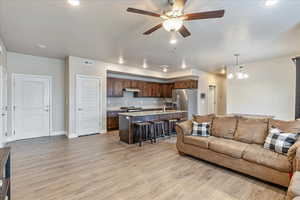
(227, 54, 249, 80)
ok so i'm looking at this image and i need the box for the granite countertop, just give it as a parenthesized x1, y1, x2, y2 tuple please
(118, 110, 187, 117)
(107, 107, 171, 112)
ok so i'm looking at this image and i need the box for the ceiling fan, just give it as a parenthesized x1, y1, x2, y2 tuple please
(126, 0, 225, 38)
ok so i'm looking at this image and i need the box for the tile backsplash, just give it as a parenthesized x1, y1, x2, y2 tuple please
(108, 92, 166, 110)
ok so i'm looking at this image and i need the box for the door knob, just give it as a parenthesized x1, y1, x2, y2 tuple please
(1, 113, 5, 117)
(78, 108, 83, 111)
(44, 109, 49, 112)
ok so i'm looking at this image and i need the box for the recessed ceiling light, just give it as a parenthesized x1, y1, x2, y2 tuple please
(37, 44, 47, 49)
(161, 65, 168, 73)
(181, 60, 187, 69)
(142, 59, 148, 68)
(68, 0, 80, 6)
(118, 57, 124, 64)
(170, 33, 178, 45)
(265, 0, 278, 7)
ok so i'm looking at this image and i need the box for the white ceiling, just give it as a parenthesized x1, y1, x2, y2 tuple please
(0, 0, 300, 72)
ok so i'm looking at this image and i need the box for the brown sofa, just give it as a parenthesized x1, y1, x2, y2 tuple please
(176, 114, 300, 187)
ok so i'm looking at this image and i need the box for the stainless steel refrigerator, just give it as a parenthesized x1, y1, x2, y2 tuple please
(172, 89, 198, 120)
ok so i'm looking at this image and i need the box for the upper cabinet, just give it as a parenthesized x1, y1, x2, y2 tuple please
(161, 83, 174, 98)
(107, 78, 124, 97)
(174, 80, 198, 89)
(107, 78, 196, 98)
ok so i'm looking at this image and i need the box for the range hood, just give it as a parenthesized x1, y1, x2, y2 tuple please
(123, 88, 140, 93)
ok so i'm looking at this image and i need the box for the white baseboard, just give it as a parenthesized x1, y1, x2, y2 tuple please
(68, 133, 78, 139)
(51, 131, 66, 136)
(99, 129, 106, 134)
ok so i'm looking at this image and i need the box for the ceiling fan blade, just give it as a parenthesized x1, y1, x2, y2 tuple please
(127, 7, 161, 18)
(178, 25, 191, 38)
(143, 24, 163, 35)
(184, 10, 225, 21)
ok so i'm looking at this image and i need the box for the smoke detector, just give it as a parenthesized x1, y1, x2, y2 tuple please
(83, 60, 94, 65)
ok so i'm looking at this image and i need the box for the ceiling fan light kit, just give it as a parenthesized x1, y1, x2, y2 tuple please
(163, 18, 184, 32)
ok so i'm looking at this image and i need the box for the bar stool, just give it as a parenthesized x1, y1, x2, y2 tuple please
(150, 121, 166, 142)
(134, 122, 152, 147)
(165, 119, 178, 136)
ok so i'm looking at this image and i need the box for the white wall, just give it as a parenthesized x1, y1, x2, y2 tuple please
(66, 56, 107, 138)
(227, 56, 295, 120)
(7, 52, 66, 136)
(0, 36, 7, 146)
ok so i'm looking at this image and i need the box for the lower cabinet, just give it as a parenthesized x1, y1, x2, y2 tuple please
(107, 111, 123, 130)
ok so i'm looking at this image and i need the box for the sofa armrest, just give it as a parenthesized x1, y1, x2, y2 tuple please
(175, 120, 192, 143)
(289, 141, 300, 162)
(293, 146, 300, 172)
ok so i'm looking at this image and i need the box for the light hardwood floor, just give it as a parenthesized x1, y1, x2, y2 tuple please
(10, 132, 286, 200)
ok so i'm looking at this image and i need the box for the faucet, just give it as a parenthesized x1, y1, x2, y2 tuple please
(162, 105, 166, 112)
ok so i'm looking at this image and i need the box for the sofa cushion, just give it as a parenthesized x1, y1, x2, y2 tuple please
(209, 138, 249, 159)
(211, 116, 237, 139)
(270, 119, 300, 133)
(184, 136, 214, 149)
(243, 144, 291, 173)
(234, 117, 269, 145)
(193, 114, 215, 124)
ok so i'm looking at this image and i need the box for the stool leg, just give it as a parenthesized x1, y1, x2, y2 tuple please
(153, 124, 157, 143)
(162, 123, 165, 137)
(148, 125, 153, 144)
(139, 126, 142, 147)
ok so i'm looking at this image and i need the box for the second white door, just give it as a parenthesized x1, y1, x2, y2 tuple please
(76, 76, 101, 136)
(208, 85, 216, 114)
(13, 74, 51, 140)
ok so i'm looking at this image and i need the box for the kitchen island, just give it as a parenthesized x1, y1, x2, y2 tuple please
(119, 110, 187, 144)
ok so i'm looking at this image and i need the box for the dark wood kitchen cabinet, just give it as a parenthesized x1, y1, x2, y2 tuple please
(107, 77, 195, 98)
(107, 78, 124, 97)
(161, 83, 174, 98)
(174, 80, 198, 89)
(107, 111, 124, 130)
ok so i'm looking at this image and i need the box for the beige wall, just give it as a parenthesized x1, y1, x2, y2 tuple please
(227, 56, 295, 120)
(7, 52, 66, 135)
(196, 70, 227, 115)
(66, 56, 107, 138)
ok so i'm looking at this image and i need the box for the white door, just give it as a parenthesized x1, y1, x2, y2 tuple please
(208, 85, 216, 114)
(76, 76, 101, 136)
(13, 74, 51, 140)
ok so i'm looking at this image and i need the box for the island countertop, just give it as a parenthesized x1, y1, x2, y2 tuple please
(118, 110, 187, 117)
(118, 110, 187, 144)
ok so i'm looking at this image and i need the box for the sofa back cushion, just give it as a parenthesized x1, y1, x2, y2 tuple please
(211, 116, 237, 139)
(234, 117, 269, 145)
(269, 119, 300, 133)
(193, 114, 215, 124)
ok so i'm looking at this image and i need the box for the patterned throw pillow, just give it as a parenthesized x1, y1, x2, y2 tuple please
(264, 127, 300, 154)
(191, 121, 210, 137)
